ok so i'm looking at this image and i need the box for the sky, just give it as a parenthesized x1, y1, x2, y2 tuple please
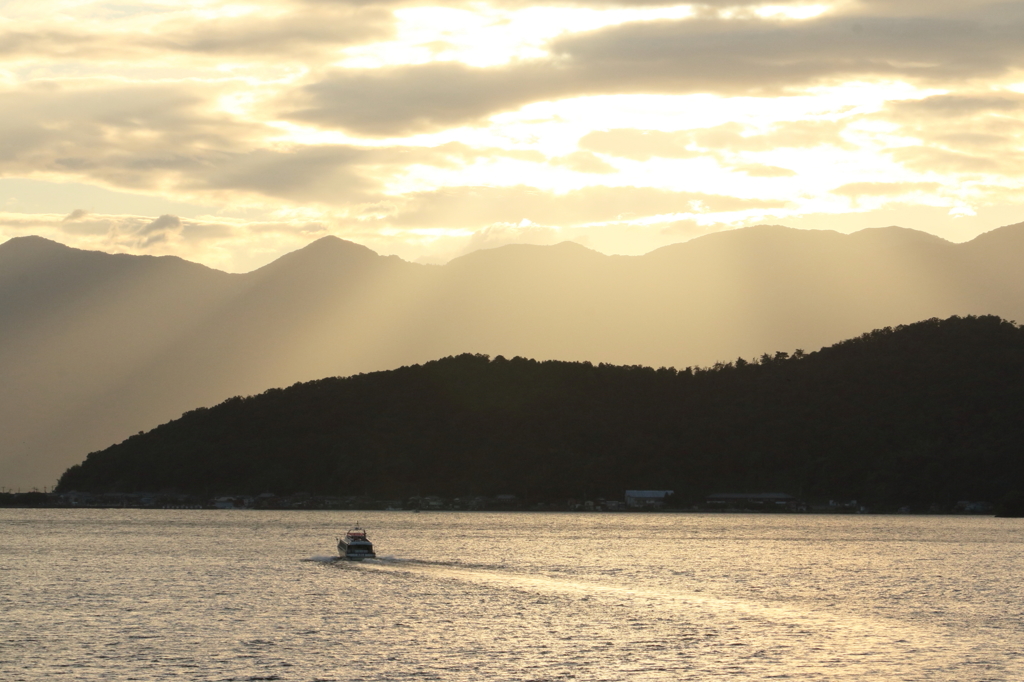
(2, 0, 1024, 271)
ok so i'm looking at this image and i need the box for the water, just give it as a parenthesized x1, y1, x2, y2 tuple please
(2, 510, 1023, 681)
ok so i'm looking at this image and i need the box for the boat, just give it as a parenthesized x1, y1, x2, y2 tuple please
(337, 526, 376, 560)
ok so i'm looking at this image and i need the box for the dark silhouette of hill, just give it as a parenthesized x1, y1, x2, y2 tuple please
(56, 315, 1024, 510)
(4, 222, 1024, 489)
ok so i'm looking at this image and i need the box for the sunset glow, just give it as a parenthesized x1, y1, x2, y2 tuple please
(2, 0, 1024, 269)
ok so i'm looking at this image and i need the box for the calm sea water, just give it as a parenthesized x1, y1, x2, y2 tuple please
(2, 510, 1023, 681)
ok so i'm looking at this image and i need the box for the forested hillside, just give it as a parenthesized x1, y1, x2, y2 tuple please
(57, 315, 1024, 510)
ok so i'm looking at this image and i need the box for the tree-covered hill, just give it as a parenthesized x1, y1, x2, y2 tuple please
(9, 223, 1024, 491)
(57, 315, 1024, 509)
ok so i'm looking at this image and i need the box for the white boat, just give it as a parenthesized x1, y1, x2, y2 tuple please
(337, 526, 376, 560)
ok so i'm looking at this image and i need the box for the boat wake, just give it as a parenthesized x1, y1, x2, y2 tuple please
(401, 558, 512, 572)
(303, 554, 505, 571)
(302, 554, 411, 565)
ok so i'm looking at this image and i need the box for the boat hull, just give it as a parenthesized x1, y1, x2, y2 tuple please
(337, 526, 376, 560)
(337, 541, 375, 560)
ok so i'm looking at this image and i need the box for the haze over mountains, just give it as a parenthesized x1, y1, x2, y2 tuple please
(3, 222, 1024, 489)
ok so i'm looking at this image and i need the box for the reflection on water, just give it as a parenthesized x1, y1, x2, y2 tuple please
(2, 510, 1023, 681)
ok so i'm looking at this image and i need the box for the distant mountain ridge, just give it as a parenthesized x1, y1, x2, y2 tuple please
(3, 222, 1024, 488)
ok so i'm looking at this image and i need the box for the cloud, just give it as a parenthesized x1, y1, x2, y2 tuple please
(0, 0, 822, 68)
(0, 30, 113, 60)
(731, 163, 797, 178)
(732, 120, 852, 151)
(0, 5, 394, 61)
(62, 209, 89, 222)
(140, 214, 181, 234)
(469, 0, 808, 6)
(288, 5, 1024, 135)
(380, 184, 788, 228)
(579, 129, 697, 161)
(288, 61, 562, 135)
(156, 7, 394, 57)
(580, 121, 850, 161)
(197, 142, 553, 205)
(887, 93, 1024, 119)
(0, 79, 560, 207)
(931, 131, 1020, 151)
(550, 151, 616, 174)
(409, 142, 545, 166)
(832, 182, 942, 197)
(0, 81, 265, 192)
(198, 146, 380, 203)
(551, 6, 1024, 87)
(876, 90, 1024, 167)
(887, 147, 1013, 174)
(460, 223, 564, 253)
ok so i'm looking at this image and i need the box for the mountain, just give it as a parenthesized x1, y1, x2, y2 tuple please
(4, 222, 1024, 489)
(55, 315, 1024, 510)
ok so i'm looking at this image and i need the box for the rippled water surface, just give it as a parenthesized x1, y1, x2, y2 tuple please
(2, 510, 1023, 681)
